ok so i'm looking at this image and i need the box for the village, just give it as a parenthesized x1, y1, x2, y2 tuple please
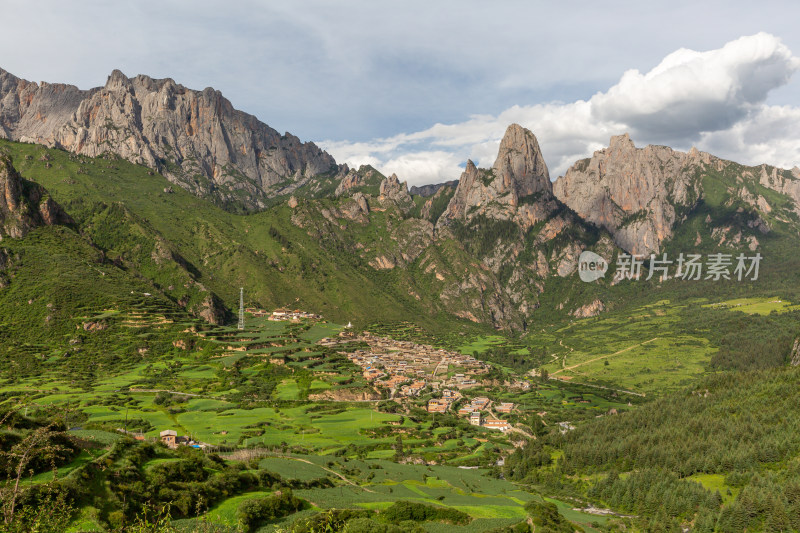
(318, 330, 531, 433)
(245, 307, 322, 321)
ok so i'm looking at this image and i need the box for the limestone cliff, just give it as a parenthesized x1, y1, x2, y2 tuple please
(0, 154, 73, 239)
(553, 134, 795, 255)
(378, 174, 414, 212)
(441, 123, 554, 225)
(0, 68, 339, 210)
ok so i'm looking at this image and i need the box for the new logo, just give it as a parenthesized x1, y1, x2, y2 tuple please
(578, 251, 608, 282)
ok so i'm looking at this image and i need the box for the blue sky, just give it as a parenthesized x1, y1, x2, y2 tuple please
(2, 0, 800, 185)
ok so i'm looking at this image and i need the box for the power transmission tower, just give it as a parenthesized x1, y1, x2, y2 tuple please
(238, 287, 245, 330)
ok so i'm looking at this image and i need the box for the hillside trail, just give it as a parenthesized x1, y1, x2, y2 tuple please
(225, 450, 377, 493)
(558, 339, 574, 368)
(431, 356, 448, 378)
(553, 337, 660, 375)
(290, 456, 376, 493)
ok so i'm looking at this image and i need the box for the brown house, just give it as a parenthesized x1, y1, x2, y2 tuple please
(160, 429, 178, 448)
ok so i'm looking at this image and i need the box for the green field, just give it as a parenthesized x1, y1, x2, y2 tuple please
(702, 296, 800, 315)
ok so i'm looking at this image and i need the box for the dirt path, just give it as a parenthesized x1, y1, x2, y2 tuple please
(291, 456, 375, 492)
(221, 449, 376, 492)
(553, 337, 660, 375)
(432, 356, 448, 378)
(507, 425, 535, 439)
(558, 339, 574, 369)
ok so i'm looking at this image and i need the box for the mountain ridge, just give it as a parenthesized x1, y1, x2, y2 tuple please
(0, 67, 342, 210)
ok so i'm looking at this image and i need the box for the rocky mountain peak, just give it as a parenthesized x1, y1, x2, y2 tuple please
(553, 134, 694, 254)
(0, 67, 339, 211)
(492, 123, 551, 196)
(379, 173, 413, 211)
(553, 133, 792, 255)
(105, 69, 132, 90)
(441, 124, 553, 224)
(0, 155, 72, 239)
(608, 132, 635, 152)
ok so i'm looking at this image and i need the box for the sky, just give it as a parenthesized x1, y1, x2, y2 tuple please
(2, 0, 800, 185)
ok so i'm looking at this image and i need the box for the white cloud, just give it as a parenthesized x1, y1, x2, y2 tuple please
(699, 105, 800, 170)
(381, 151, 465, 185)
(592, 32, 800, 140)
(320, 33, 800, 186)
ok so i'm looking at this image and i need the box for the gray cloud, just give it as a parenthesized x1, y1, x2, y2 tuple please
(323, 33, 800, 185)
(3, 1, 800, 143)
(2, 2, 800, 184)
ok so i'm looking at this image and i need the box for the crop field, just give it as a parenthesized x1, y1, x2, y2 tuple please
(701, 296, 800, 315)
(520, 300, 716, 395)
(241, 456, 538, 532)
(5, 315, 548, 459)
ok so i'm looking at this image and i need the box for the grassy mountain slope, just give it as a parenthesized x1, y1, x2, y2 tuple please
(0, 140, 473, 332)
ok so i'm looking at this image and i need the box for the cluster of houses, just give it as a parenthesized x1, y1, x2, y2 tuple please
(426, 394, 516, 432)
(319, 332, 490, 398)
(244, 307, 322, 321)
(316, 332, 530, 433)
(427, 389, 462, 413)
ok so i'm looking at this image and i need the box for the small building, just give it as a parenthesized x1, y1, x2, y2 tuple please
(427, 399, 449, 413)
(469, 412, 482, 426)
(496, 402, 515, 413)
(470, 397, 490, 410)
(363, 368, 384, 380)
(160, 429, 178, 448)
(483, 419, 511, 432)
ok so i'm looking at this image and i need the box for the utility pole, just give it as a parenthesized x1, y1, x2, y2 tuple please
(238, 287, 245, 330)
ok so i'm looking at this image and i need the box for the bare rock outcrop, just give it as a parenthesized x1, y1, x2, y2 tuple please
(757, 165, 800, 213)
(334, 167, 365, 196)
(553, 134, 700, 255)
(0, 154, 73, 239)
(571, 299, 606, 318)
(553, 135, 800, 255)
(441, 124, 553, 224)
(378, 173, 414, 211)
(0, 68, 340, 210)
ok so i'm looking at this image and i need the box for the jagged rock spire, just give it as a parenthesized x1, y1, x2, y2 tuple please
(441, 123, 551, 223)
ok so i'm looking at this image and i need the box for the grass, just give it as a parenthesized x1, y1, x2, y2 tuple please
(687, 473, 739, 504)
(545, 498, 606, 532)
(203, 491, 274, 525)
(534, 301, 714, 395)
(702, 296, 800, 315)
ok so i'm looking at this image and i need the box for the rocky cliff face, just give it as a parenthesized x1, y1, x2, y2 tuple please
(553, 134, 710, 255)
(378, 174, 414, 211)
(552, 134, 798, 255)
(756, 164, 800, 212)
(0, 154, 72, 239)
(0, 68, 339, 210)
(334, 165, 384, 197)
(441, 124, 553, 224)
(392, 124, 615, 328)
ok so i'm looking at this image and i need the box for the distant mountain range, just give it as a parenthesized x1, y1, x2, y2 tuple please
(0, 68, 341, 210)
(1, 67, 800, 331)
